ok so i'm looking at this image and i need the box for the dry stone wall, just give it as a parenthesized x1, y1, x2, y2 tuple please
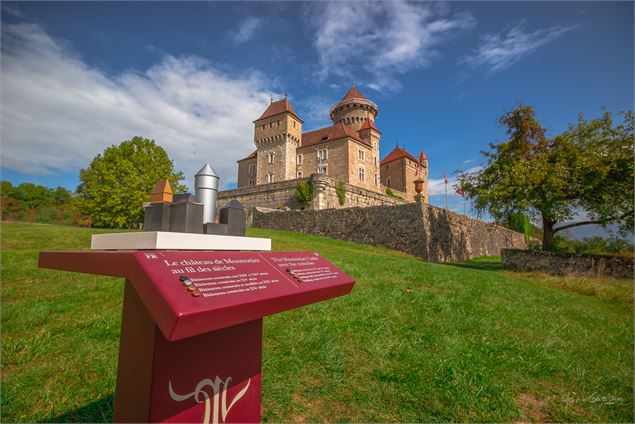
(502, 249, 634, 278)
(252, 202, 527, 262)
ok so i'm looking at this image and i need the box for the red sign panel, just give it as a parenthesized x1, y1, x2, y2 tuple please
(132, 251, 355, 341)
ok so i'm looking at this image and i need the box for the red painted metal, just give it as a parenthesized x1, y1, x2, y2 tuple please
(38, 249, 355, 423)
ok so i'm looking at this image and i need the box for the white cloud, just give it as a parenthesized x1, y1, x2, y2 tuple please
(462, 22, 578, 75)
(1, 23, 275, 189)
(308, 1, 474, 92)
(230, 17, 261, 43)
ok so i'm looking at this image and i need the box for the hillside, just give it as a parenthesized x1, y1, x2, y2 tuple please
(1, 222, 633, 422)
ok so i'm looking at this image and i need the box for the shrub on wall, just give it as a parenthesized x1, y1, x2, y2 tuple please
(295, 180, 313, 204)
(335, 181, 346, 206)
(385, 187, 405, 201)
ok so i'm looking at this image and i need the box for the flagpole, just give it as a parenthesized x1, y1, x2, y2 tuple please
(444, 169, 448, 210)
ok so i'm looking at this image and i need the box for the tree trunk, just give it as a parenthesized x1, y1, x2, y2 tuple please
(542, 214, 555, 251)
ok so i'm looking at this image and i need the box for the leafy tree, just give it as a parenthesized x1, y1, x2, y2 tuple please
(458, 106, 634, 251)
(12, 182, 55, 209)
(75, 136, 185, 229)
(52, 187, 72, 205)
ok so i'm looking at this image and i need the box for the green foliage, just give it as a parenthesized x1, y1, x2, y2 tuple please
(335, 181, 346, 206)
(0, 181, 74, 222)
(386, 186, 405, 201)
(2, 222, 633, 423)
(459, 106, 634, 251)
(75, 137, 185, 229)
(294, 180, 313, 204)
(553, 235, 634, 256)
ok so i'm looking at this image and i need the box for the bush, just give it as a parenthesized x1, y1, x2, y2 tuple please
(295, 180, 313, 204)
(385, 187, 405, 201)
(335, 181, 346, 206)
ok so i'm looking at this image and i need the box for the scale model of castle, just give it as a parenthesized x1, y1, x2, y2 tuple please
(235, 85, 429, 203)
(143, 164, 245, 236)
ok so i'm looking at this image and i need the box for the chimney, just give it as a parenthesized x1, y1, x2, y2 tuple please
(194, 163, 219, 224)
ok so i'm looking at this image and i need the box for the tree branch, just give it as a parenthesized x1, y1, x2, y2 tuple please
(553, 210, 633, 233)
(553, 220, 602, 233)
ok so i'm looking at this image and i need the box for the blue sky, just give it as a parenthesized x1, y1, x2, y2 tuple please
(1, 1, 633, 217)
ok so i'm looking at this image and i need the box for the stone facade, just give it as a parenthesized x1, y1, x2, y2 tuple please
(217, 174, 407, 212)
(252, 202, 527, 262)
(380, 147, 428, 203)
(233, 85, 427, 207)
(502, 249, 634, 279)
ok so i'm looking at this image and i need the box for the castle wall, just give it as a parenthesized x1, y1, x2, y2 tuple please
(297, 139, 348, 182)
(346, 139, 379, 192)
(381, 158, 407, 193)
(252, 202, 527, 263)
(216, 174, 406, 212)
(237, 157, 257, 188)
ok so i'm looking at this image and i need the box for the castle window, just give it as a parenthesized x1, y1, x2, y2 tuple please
(277, 120, 280, 127)
(269, 122, 273, 129)
(297, 170, 303, 178)
(267, 153, 275, 164)
(266, 172, 274, 183)
(297, 153, 303, 165)
(318, 164, 327, 174)
(374, 174, 378, 186)
(248, 164, 256, 175)
(387, 177, 391, 187)
(358, 149, 365, 160)
(317, 148, 327, 161)
(358, 166, 365, 181)
(248, 179, 255, 187)
(374, 156, 377, 166)
(292, 120, 296, 128)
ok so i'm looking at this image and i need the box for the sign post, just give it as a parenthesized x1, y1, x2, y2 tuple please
(39, 249, 354, 423)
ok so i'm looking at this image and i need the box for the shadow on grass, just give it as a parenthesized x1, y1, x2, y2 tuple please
(44, 394, 113, 423)
(445, 260, 505, 272)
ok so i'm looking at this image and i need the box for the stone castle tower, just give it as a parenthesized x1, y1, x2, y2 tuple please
(252, 98, 303, 185)
(237, 85, 427, 203)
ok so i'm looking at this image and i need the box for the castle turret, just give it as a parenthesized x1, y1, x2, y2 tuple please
(253, 97, 303, 184)
(329, 85, 378, 132)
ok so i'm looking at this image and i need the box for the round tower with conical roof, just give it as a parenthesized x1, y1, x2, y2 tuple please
(329, 84, 378, 132)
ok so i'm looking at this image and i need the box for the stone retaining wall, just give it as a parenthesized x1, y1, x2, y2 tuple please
(252, 202, 527, 262)
(217, 174, 407, 211)
(502, 249, 634, 278)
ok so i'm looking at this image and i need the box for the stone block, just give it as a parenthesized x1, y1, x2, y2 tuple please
(169, 202, 204, 234)
(144, 203, 170, 232)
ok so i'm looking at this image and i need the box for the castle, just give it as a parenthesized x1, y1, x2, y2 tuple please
(231, 86, 428, 208)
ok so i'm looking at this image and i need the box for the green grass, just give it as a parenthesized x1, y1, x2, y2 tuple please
(1, 222, 633, 422)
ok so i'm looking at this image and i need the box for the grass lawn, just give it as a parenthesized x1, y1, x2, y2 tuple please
(1, 222, 633, 422)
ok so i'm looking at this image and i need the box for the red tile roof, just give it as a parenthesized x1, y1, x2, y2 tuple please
(331, 85, 378, 113)
(255, 98, 302, 122)
(340, 86, 367, 102)
(380, 147, 418, 166)
(358, 117, 380, 133)
(237, 150, 257, 162)
(301, 123, 366, 148)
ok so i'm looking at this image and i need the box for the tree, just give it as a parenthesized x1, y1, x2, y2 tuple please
(458, 106, 634, 251)
(75, 137, 185, 229)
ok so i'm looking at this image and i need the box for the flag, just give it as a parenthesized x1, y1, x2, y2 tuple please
(444, 170, 448, 184)
(456, 186, 464, 196)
